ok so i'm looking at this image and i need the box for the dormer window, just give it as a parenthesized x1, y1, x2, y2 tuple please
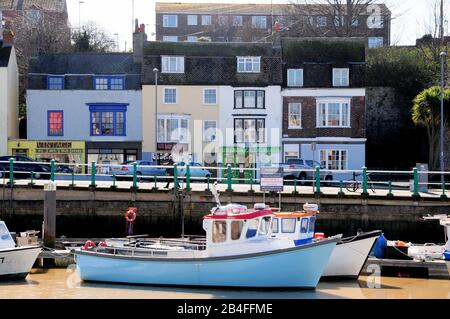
(47, 75, 64, 90)
(237, 56, 260, 73)
(287, 69, 303, 87)
(161, 56, 185, 73)
(333, 68, 349, 87)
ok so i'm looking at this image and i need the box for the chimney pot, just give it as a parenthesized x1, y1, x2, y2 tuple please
(139, 23, 145, 33)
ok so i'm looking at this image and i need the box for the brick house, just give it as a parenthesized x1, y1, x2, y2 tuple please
(155, 2, 391, 48)
(280, 38, 366, 178)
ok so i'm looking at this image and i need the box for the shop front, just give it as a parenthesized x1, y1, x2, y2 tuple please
(85, 141, 142, 174)
(8, 140, 85, 173)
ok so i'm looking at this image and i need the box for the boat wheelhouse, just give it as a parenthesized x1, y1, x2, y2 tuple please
(74, 203, 341, 288)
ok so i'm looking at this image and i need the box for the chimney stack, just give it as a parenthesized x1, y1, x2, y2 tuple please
(133, 19, 147, 64)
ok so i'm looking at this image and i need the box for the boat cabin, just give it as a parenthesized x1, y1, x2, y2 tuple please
(0, 221, 15, 249)
(202, 204, 282, 255)
(271, 204, 319, 245)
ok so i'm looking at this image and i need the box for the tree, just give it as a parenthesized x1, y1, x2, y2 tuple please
(285, 0, 390, 39)
(71, 22, 116, 53)
(412, 86, 450, 170)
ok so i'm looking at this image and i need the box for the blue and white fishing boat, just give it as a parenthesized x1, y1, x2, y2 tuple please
(271, 205, 381, 279)
(74, 204, 341, 288)
(0, 221, 41, 280)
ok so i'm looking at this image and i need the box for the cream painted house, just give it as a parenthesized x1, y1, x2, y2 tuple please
(0, 40, 19, 156)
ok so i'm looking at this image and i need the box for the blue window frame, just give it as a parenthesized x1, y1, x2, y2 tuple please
(93, 76, 125, 90)
(47, 76, 64, 90)
(281, 218, 296, 233)
(88, 104, 128, 136)
(47, 110, 63, 136)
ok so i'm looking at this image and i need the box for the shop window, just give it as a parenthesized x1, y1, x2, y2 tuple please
(89, 104, 127, 136)
(320, 149, 348, 170)
(47, 76, 64, 90)
(231, 220, 243, 240)
(47, 111, 63, 136)
(212, 221, 227, 243)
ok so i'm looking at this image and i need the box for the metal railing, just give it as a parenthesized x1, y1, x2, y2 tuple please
(1, 158, 450, 199)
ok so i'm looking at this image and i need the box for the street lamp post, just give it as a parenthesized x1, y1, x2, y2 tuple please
(78, 1, 85, 29)
(153, 68, 159, 163)
(440, 51, 447, 182)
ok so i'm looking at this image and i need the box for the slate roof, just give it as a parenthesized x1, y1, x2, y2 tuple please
(0, 43, 12, 67)
(141, 41, 282, 86)
(0, 0, 66, 12)
(28, 53, 141, 75)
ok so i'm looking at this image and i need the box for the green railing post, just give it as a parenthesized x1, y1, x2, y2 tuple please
(153, 175, 158, 191)
(206, 175, 211, 192)
(441, 179, 447, 199)
(387, 180, 394, 198)
(50, 159, 55, 182)
(132, 162, 138, 191)
(292, 178, 298, 194)
(111, 173, 117, 189)
(29, 171, 34, 186)
(249, 170, 254, 194)
(362, 167, 368, 196)
(70, 171, 76, 188)
(315, 166, 321, 195)
(412, 168, 420, 199)
(185, 164, 191, 191)
(90, 161, 96, 189)
(338, 180, 344, 196)
(173, 164, 179, 189)
(9, 158, 14, 187)
(227, 164, 232, 192)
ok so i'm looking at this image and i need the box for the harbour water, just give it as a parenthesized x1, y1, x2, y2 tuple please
(1, 268, 449, 299)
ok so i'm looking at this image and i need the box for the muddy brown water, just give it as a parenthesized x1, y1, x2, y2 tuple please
(0, 269, 449, 299)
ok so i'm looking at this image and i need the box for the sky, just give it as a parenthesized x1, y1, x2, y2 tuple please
(66, 0, 449, 51)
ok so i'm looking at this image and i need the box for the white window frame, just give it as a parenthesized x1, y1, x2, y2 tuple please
(316, 98, 351, 128)
(203, 88, 217, 105)
(237, 56, 261, 73)
(287, 69, 303, 87)
(203, 120, 217, 142)
(320, 149, 348, 171)
(252, 16, 267, 29)
(333, 68, 349, 87)
(161, 56, 185, 74)
(163, 15, 178, 28)
(162, 36, 178, 42)
(157, 115, 190, 143)
(202, 15, 212, 25)
(187, 15, 198, 26)
(288, 103, 302, 129)
(163, 87, 178, 104)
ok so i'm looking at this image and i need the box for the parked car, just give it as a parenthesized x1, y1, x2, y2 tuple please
(176, 162, 212, 182)
(111, 160, 167, 181)
(279, 158, 333, 185)
(39, 158, 74, 174)
(0, 156, 51, 180)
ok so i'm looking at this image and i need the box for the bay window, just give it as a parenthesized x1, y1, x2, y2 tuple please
(320, 150, 347, 170)
(89, 104, 127, 136)
(234, 118, 265, 143)
(317, 100, 350, 127)
(157, 116, 189, 143)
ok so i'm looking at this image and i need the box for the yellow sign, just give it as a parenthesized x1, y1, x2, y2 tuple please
(7, 140, 85, 160)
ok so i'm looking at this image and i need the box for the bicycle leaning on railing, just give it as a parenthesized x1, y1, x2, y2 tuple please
(345, 172, 376, 193)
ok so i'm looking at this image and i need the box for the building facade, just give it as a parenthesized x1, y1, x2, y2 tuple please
(0, 37, 19, 156)
(281, 38, 366, 178)
(26, 53, 142, 169)
(155, 2, 391, 48)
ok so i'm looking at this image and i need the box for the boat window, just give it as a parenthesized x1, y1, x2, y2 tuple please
(231, 220, 243, 240)
(258, 216, 272, 236)
(271, 218, 279, 233)
(300, 218, 309, 233)
(281, 218, 296, 233)
(246, 218, 259, 238)
(212, 221, 227, 243)
(0, 223, 12, 241)
(308, 217, 316, 233)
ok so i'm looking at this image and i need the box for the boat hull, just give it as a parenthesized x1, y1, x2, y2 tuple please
(0, 246, 41, 280)
(75, 238, 339, 288)
(322, 231, 381, 279)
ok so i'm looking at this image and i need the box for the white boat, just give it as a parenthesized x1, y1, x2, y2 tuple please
(74, 204, 341, 288)
(271, 207, 381, 279)
(0, 221, 41, 280)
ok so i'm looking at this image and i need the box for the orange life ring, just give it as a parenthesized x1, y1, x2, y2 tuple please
(84, 240, 96, 250)
(125, 207, 137, 223)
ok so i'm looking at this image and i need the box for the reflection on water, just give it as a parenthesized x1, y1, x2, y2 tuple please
(0, 268, 449, 299)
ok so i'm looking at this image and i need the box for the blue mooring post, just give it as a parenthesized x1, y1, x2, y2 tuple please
(314, 166, 321, 196)
(50, 159, 55, 182)
(90, 161, 96, 189)
(8, 158, 14, 187)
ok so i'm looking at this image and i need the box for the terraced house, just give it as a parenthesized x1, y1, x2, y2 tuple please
(136, 25, 282, 178)
(23, 53, 142, 171)
(281, 38, 366, 179)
